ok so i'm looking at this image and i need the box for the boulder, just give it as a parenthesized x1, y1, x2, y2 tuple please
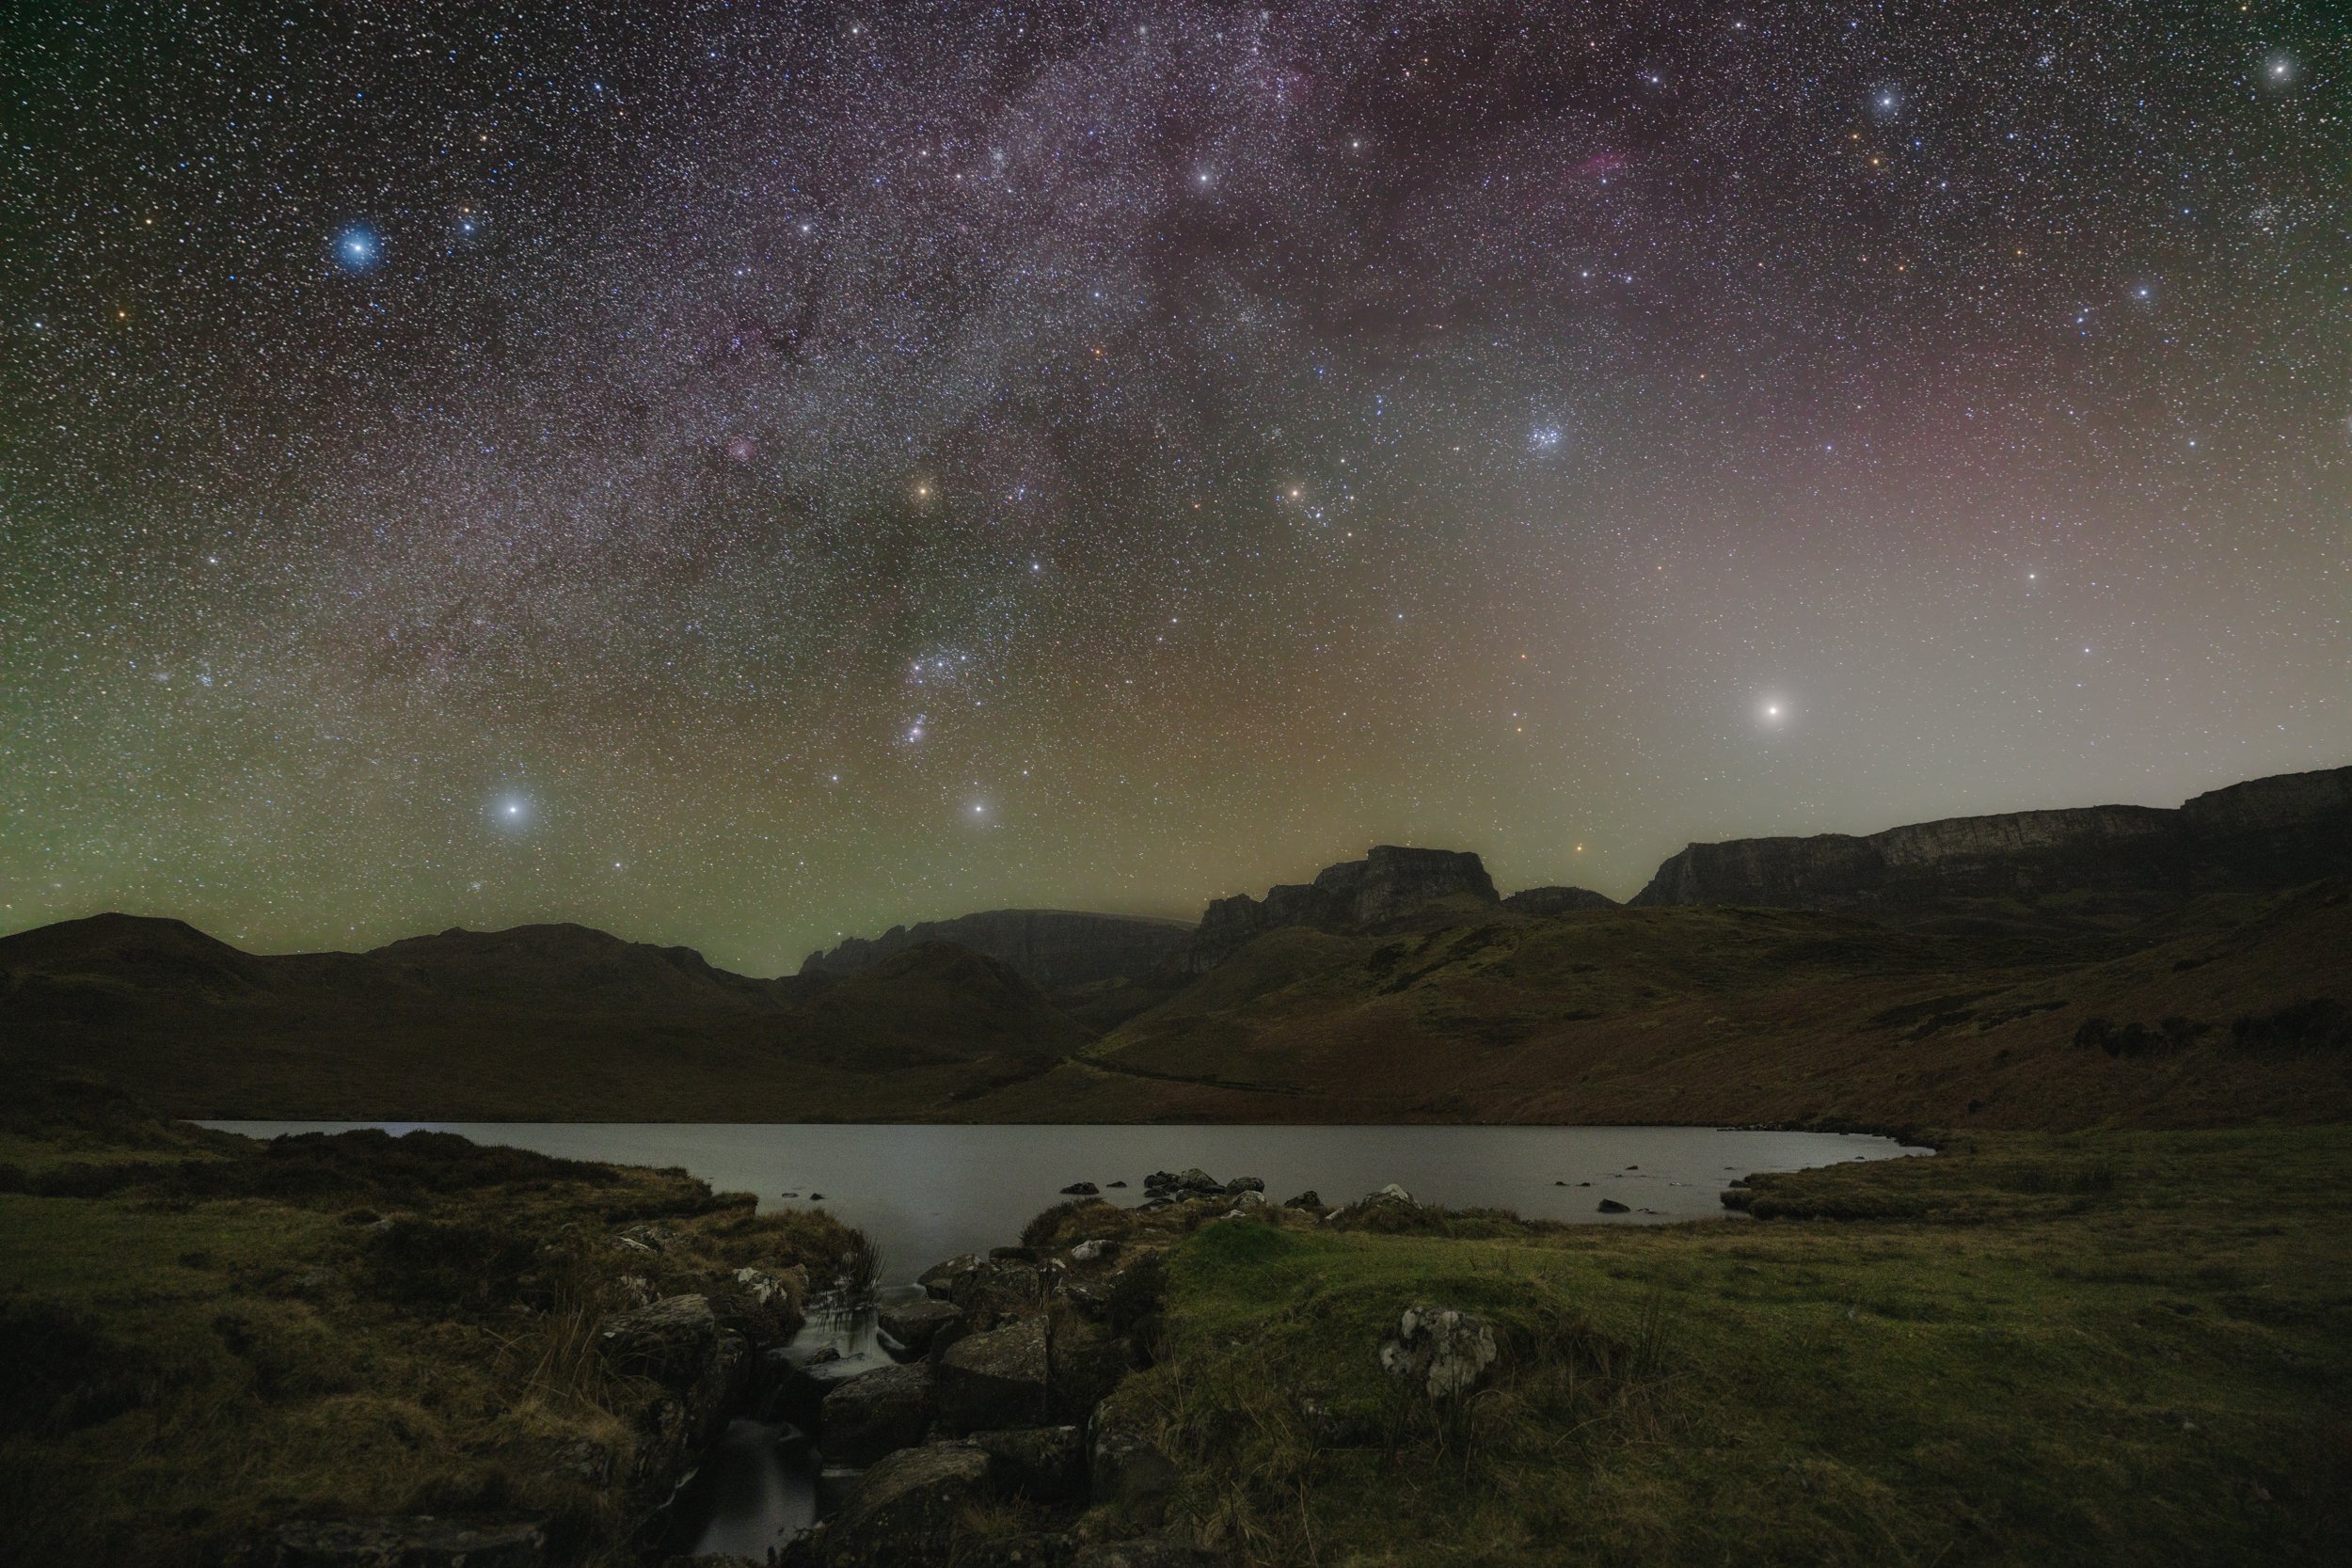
(1379, 1304, 1500, 1401)
(818, 1361, 935, 1466)
(598, 1294, 750, 1453)
(877, 1297, 966, 1356)
(1223, 1175, 1265, 1195)
(972, 1423, 1087, 1500)
(1282, 1190, 1322, 1211)
(937, 1316, 1126, 1433)
(274, 1516, 544, 1567)
(1597, 1198, 1630, 1214)
(818, 1443, 992, 1568)
(1061, 1180, 1100, 1196)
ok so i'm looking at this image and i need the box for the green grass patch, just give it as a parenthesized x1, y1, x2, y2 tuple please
(1126, 1127, 2352, 1566)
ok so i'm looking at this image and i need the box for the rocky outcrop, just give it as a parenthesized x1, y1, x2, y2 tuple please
(1629, 765, 2352, 913)
(597, 1293, 750, 1465)
(1180, 846, 1500, 970)
(1502, 885, 1619, 915)
(801, 910, 1193, 989)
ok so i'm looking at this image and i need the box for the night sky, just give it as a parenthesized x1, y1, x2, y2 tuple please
(4, 2, 2346, 974)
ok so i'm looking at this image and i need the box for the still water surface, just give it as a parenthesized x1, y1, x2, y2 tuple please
(205, 1121, 1926, 1283)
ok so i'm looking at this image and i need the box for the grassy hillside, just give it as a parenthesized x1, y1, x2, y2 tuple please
(1109, 1125, 2352, 1565)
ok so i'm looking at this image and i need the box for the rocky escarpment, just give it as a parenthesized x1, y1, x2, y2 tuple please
(801, 911, 1195, 990)
(1631, 764, 2352, 913)
(1179, 847, 1499, 971)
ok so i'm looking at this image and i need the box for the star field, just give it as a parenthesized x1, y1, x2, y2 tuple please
(3, 2, 2346, 973)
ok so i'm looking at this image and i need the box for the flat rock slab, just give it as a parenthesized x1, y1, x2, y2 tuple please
(819, 1443, 992, 1568)
(275, 1515, 544, 1568)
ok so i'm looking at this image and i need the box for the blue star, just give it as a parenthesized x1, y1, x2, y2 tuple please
(335, 227, 381, 271)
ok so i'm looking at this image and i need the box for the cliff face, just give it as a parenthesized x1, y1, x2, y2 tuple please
(1179, 846, 1499, 970)
(799, 909, 1194, 990)
(1630, 765, 2352, 911)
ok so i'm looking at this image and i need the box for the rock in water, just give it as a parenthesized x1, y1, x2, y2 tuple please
(876, 1297, 965, 1356)
(1597, 1198, 1631, 1213)
(818, 1443, 992, 1568)
(1379, 1303, 1500, 1400)
(819, 1361, 936, 1466)
(1061, 1180, 1100, 1195)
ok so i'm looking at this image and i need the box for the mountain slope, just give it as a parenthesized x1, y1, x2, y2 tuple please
(961, 879, 2352, 1130)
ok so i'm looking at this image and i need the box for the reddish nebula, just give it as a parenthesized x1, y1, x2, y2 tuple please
(1575, 151, 1629, 177)
(723, 436, 758, 464)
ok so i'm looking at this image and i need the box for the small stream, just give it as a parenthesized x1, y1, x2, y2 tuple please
(665, 1289, 925, 1558)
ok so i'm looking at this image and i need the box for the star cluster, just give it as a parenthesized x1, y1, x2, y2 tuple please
(3, 2, 2345, 971)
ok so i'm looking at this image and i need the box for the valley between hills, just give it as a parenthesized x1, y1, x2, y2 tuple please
(6, 764, 2348, 1132)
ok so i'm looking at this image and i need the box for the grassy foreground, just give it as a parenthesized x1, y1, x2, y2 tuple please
(1107, 1126, 2352, 1566)
(0, 1086, 862, 1566)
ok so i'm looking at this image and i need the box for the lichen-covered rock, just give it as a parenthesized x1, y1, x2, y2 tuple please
(819, 1361, 935, 1466)
(937, 1316, 1125, 1433)
(877, 1296, 966, 1356)
(971, 1423, 1086, 1500)
(1379, 1303, 1499, 1400)
(599, 1294, 721, 1384)
(274, 1515, 544, 1567)
(818, 1443, 992, 1568)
